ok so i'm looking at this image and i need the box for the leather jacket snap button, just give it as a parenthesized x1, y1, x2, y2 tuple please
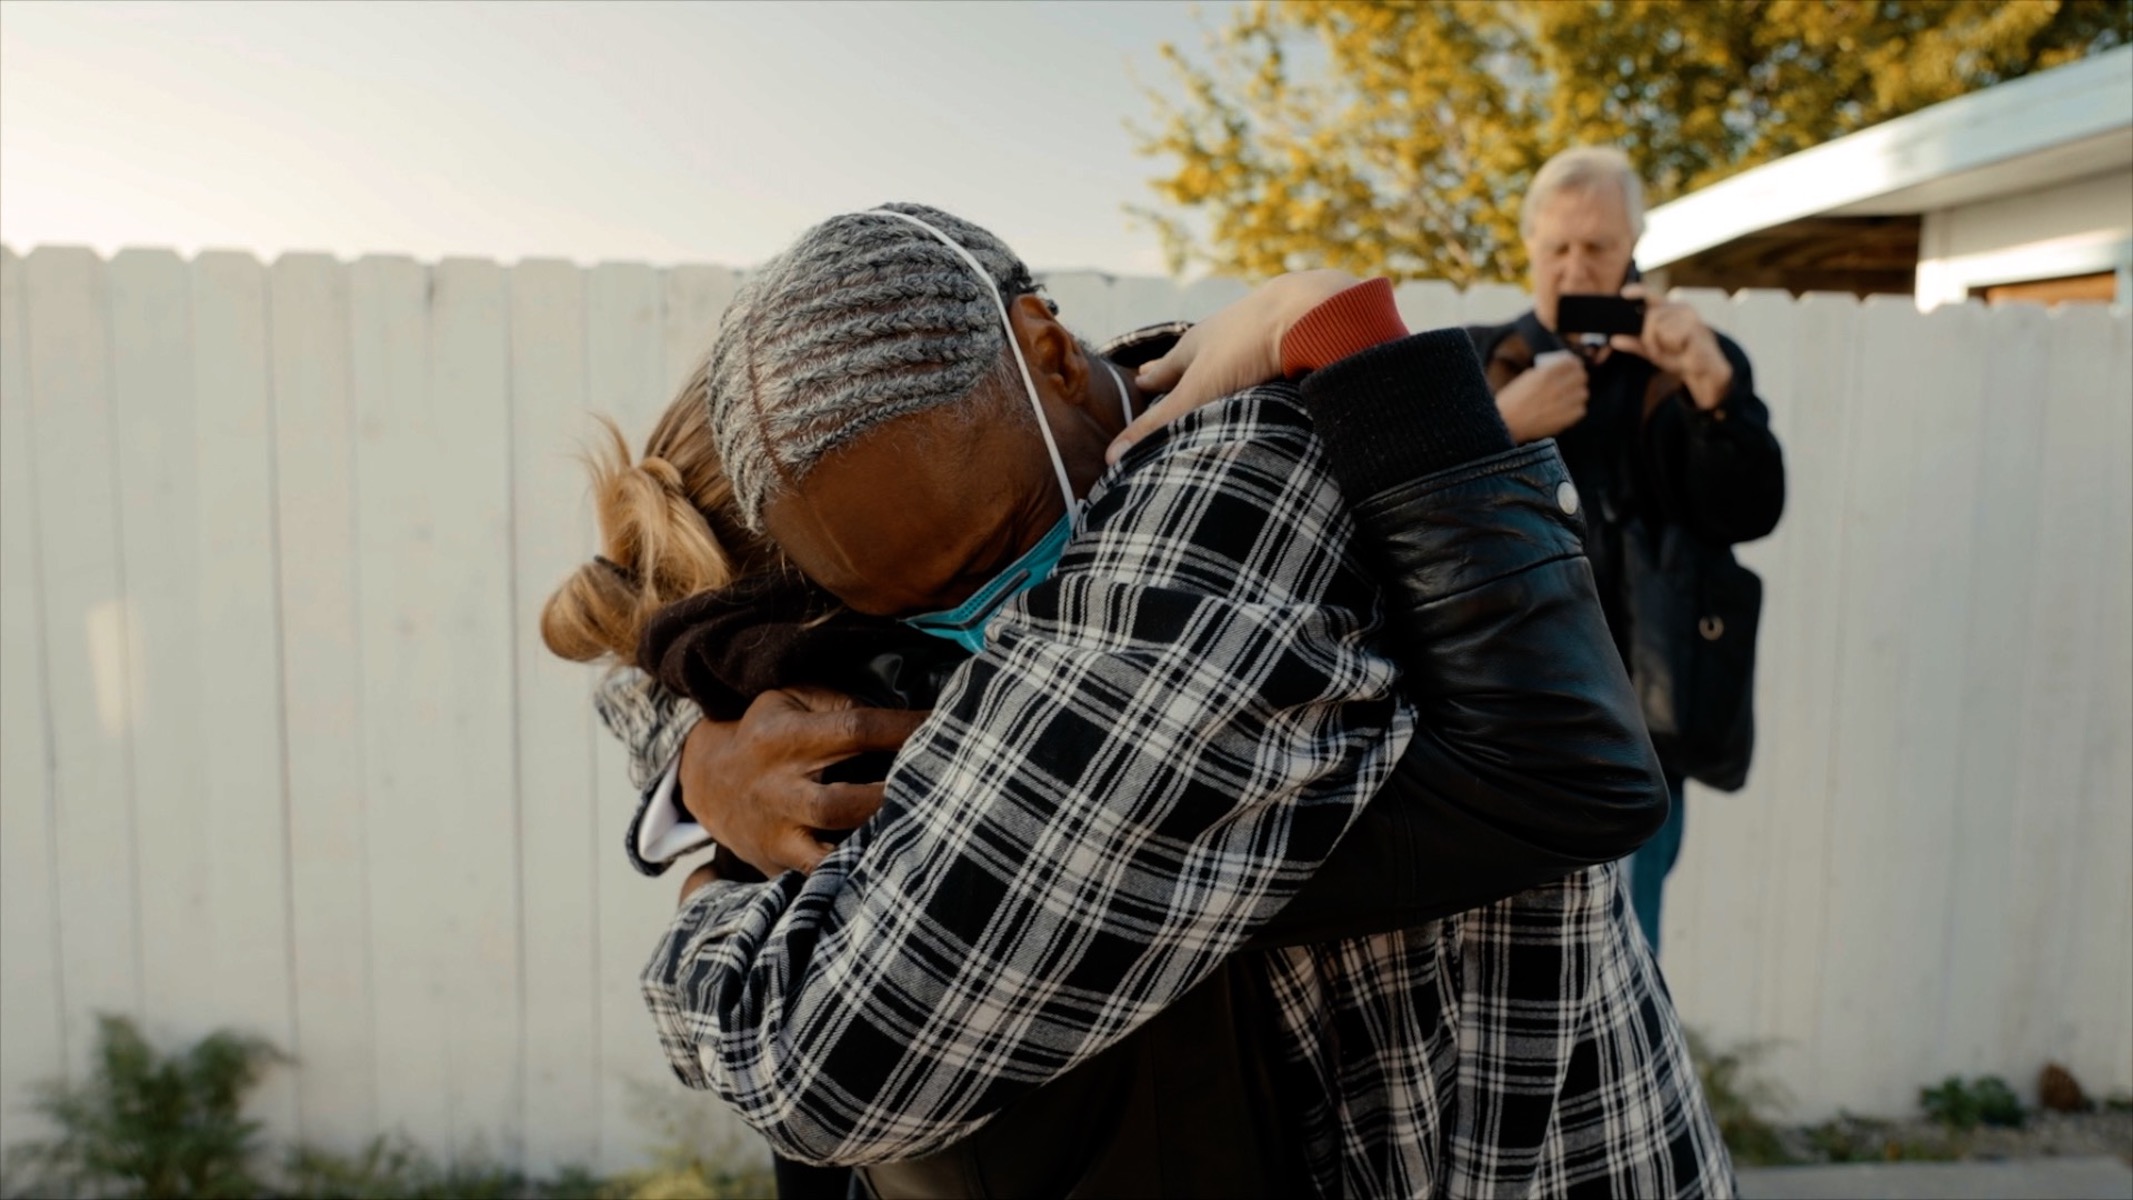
(1556, 480, 1580, 515)
(1699, 615, 1725, 640)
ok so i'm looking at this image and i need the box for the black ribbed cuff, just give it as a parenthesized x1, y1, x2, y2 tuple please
(1298, 327, 1514, 503)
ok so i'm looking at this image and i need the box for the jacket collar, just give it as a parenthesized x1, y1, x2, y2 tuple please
(1097, 321, 1193, 371)
(1513, 309, 1563, 357)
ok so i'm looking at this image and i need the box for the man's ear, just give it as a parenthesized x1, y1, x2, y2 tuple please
(1009, 294, 1092, 410)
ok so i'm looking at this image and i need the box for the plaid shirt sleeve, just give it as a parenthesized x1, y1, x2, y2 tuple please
(641, 389, 1416, 1166)
(593, 667, 701, 792)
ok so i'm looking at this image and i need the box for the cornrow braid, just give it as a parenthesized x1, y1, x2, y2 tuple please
(706, 202, 1044, 531)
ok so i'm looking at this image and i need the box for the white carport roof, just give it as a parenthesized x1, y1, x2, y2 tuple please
(1638, 45, 2133, 268)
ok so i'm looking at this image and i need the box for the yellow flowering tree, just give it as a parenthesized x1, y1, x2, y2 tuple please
(1136, 0, 2132, 284)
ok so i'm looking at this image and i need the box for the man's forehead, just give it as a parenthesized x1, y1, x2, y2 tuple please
(776, 425, 968, 548)
(1535, 185, 1631, 233)
(764, 404, 1031, 609)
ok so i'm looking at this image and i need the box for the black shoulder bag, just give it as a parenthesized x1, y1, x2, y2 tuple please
(1615, 365, 1762, 793)
(1622, 518, 1760, 791)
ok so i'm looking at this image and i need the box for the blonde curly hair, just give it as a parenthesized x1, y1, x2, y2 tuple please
(540, 358, 785, 667)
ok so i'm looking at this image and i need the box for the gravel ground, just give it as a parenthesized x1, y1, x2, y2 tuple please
(1737, 1156, 2133, 1200)
(1773, 1109, 2133, 1165)
(1964, 1110, 2133, 1161)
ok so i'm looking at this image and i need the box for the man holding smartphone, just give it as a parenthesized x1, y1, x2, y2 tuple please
(1467, 145, 1787, 953)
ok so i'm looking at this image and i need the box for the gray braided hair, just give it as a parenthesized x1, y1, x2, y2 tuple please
(707, 202, 1046, 531)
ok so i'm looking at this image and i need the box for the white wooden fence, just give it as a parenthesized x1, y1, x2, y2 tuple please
(1, 246, 2127, 1171)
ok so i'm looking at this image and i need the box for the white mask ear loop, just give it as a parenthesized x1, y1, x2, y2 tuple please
(1103, 360, 1132, 426)
(862, 208, 1077, 513)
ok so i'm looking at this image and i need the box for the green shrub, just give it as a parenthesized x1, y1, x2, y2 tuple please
(1683, 1029, 1795, 1166)
(1799, 1112, 1963, 1163)
(1, 1014, 618, 1200)
(281, 1134, 594, 1199)
(272, 1081, 775, 1199)
(1801, 1113, 1882, 1163)
(5, 1013, 287, 1199)
(1919, 1075, 2026, 1131)
(595, 1083, 775, 1200)
(280, 1134, 610, 1199)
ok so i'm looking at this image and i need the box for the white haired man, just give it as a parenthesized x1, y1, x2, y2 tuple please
(1466, 146, 1787, 954)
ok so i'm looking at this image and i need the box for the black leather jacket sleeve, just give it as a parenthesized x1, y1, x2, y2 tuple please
(1249, 330, 1668, 948)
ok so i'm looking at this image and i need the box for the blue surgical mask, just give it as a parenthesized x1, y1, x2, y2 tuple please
(899, 356, 1131, 654)
(901, 509, 1075, 655)
(898, 356, 1129, 654)
(861, 207, 1136, 655)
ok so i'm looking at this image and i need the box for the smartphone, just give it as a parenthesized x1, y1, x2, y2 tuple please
(1556, 294, 1646, 336)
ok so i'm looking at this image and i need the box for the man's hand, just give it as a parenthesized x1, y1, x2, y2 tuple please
(677, 687, 927, 876)
(1107, 269, 1361, 464)
(1495, 351, 1590, 443)
(1609, 285, 1734, 411)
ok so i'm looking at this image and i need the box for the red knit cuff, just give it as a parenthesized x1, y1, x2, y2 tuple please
(1279, 278, 1409, 377)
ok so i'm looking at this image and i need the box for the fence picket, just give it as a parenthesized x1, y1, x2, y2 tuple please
(1808, 296, 1938, 1113)
(2002, 305, 2126, 1082)
(187, 251, 302, 1141)
(22, 248, 145, 1072)
(509, 259, 602, 1172)
(423, 259, 525, 1154)
(1730, 292, 1857, 1104)
(107, 250, 214, 1050)
(269, 252, 377, 1147)
(0, 247, 67, 1146)
(350, 255, 454, 1142)
(2064, 302, 2133, 1088)
(2082, 307, 2133, 1089)
(1884, 301, 1991, 1091)
(1933, 301, 2054, 1081)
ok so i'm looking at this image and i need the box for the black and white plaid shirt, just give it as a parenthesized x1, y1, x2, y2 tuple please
(615, 389, 1731, 1196)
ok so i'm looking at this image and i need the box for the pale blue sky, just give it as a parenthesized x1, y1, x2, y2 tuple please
(1, 0, 1242, 274)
